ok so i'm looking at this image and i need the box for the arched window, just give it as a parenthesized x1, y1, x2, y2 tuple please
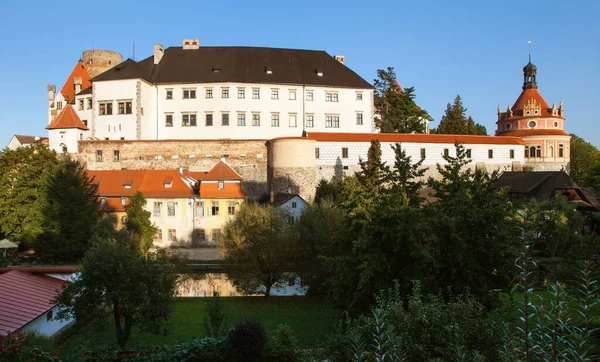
(536, 146, 541, 158)
(559, 144, 564, 158)
(525, 148, 529, 158)
(529, 146, 536, 158)
(549, 146, 554, 157)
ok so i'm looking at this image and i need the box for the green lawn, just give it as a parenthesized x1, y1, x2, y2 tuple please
(54, 296, 339, 355)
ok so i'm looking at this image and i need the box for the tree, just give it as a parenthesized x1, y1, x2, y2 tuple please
(434, 95, 487, 135)
(219, 203, 297, 298)
(35, 157, 100, 261)
(0, 144, 58, 242)
(126, 191, 156, 254)
(55, 238, 177, 348)
(569, 134, 600, 186)
(373, 67, 429, 133)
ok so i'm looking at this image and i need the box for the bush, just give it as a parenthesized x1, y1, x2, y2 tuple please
(0, 331, 57, 362)
(227, 318, 267, 362)
(264, 324, 300, 362)
(204, 294, 227, 337)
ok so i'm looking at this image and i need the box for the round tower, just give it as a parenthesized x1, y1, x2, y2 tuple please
(82, 49, 123, 78)
(268, 137, 317, 202)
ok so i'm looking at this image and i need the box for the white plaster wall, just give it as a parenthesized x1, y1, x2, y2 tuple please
(276, 196, 307, 220)
(74, 94, 93, 132)
(92, 80, 141, 140)
(22, 305, 73, 337)
(146, 197, 194, 247)
(6, 136, 23, 150)
(140, 81, 155, 139)
(49, 129, 85, 153)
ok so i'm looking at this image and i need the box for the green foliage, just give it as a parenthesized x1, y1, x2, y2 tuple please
(227, 318, 267, 362)
(219, 203, 298, 297)
(264, 324, 301, 362)
(314, 177, 344, 205)
(126, 191, 157, 254)
(204, 294, 227, 337)
(0, 143, 58, 243)
(54, 238, 177, 348)
(0, 330, 57, 362)
(433, 95, 487, 135)
(35, 157, 100, 262)
(569, 134, 600, 186)
(373, 67, 429, 134)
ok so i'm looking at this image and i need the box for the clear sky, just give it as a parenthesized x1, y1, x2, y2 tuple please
(0, 0, 598, 147)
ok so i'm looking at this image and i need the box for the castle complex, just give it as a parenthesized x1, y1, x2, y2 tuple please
(42, 39, 571, 245)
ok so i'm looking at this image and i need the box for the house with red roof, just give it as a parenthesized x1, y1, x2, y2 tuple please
(89, 160, 245, 247)
(46, 104, 90, 153)
(0, 270, 73, 337)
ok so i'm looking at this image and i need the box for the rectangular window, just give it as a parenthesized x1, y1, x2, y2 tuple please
(165, 114, 173, 127)
(510, 149, 515, 159)
(488, 149, 494, 159)
(153, 202, 162, 216)
(306, 115, 314, 128)
(292, 201, 297, 208)
(289, 114, 297, 127)
(113, 150, 120, 161)
(326, 115, 340, 128)
(87, 98, 92, 109)
(289, 90, 296, 100)
(167, 202, 176, 216)
(420, 148, 426, 160)
(46, 311, 53, 321)
(166, 89, 173, 99)
(218, 180, 224, 190)
(222, 88, 229, 98)
(228, 202, 236, 215)
(168, 229, 177, 242)
(78, 99, 84, 110)
(252, 89, 260, 99)
(315, 148, 320, 159)
(356, 93, 363, 100)
(325, 93, 339, 102)
(56, 101, 63, 110)
(444, 149, 449, 158)
(211, 201, 219, 216)
(238, 89, 245, 99)
(206, 89, 213, 99)
(466, 149, 472, 158)
(206, 114, 213, 126)
(183, 89, 196, 99)
(271, 114, 280, 127)
(99, 102, 112, 115)
(196, 201, 204, 216)
(237, 113, 246, 126)
(342, 147, 348, 159)
(559, 144, 564, 157)
(252, 113, 261, 126)
(271, 90, 279, 99)
(182, 114, 197, 126)
(194, 229, 205, 241)
(117, 101, 132, 115)
(306, 92, 313, 101)
(96, 150, 103, 162)
(153, 229, 162, 240)
(212, 229, 220, 242)
(82, 119, 88, 127)
(356, 113, 363, 125)
(120, 197, 127, 206)
(222, 113, 229, 126)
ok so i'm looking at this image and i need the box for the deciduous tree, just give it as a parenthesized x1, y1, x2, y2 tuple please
(569, 134, 600, 186)
(126, 191, 156, 254)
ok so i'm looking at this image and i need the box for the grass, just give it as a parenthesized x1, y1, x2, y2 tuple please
(54, 296, 339, 355)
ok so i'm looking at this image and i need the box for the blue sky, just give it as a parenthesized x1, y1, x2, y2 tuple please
(0, 0, 598, 147)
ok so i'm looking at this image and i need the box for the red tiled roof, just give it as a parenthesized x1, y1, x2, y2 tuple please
(88, 170, 195, 199)
(0, 271, 68, 336)
(199, 182, 246, 199)
(500, 88, 562, 120)
(46, 105, 89, 130)
(59, 61, 92, 104)
(13, 135, 47, 144)
(306, 132, 525, 145)
(0, 267, 77, 274)
(497, 129, 570, 137)
(99, 198, 128, 212)
(202, 161, 242, 181)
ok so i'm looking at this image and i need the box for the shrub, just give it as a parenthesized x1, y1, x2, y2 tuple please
(204, 294, 227, 337)
(227, 318, 267, 362)
(0, 331, 57, 362)
(265, 324, 300, 362)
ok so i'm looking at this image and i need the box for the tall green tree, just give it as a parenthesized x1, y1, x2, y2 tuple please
(569, 134, 600, 186)
(55, 238, 177, 348)
(374, 67, 429, 133)
(35, 157, 101, 262)
(0, 144, 57, 242)
(219, 203, 298, 298)
(126, 191, 156, 254)
(434, 95, 487, 135)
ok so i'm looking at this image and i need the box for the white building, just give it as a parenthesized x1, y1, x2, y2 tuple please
(5, 135, 48, 150)
(273, 193, 308, 221)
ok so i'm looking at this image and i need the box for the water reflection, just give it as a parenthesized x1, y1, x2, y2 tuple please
(176, 273, 308, 297)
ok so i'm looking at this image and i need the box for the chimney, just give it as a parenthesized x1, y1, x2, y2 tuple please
(334, 55, 345, 64)
(74, 77, 82, 94)
(183, 39, 200, 50)
(153, 44, 165, 64)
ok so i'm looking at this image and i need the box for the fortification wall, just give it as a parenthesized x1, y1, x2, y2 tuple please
(268, 138, 317, 202)
(78, 140, 269, 199)
(82, 49, 123, 78)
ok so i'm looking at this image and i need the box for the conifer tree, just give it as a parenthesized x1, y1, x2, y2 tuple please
(435, 95, 487, 135)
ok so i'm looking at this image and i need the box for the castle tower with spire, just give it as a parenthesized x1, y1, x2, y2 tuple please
(495, 53, 570, 171)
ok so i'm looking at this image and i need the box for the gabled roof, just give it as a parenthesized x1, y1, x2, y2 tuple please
(13, 135, 47, 145)
(0, 271, 68, 336)
(199, 182, 246, 199)
(304, 132, 525, 145)
(272, 193, 306, 207)
(75, 87, 93, 96)
(93, 46, 373, 89)
(88, 170, 196, 199)
(46, 105, 89, 131)
(59, 61, 92, 104)
(202, 161, 242, 181)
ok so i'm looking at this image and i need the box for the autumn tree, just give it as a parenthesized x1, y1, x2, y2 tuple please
(219, 203, 297, 297)
(126, 191, 156, 254)
(374, 67, 430, 133)
(434, 95, 487, 135)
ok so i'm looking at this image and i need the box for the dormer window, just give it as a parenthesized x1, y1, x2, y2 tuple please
(163, 176, 173, 188)
(100, 198, 106, 207)
(121, 197, 127, 206)
(218, 181, 224, 190)
(265, 66, 273, 75)
(316, 69, 323, 77)
(212, 66, 220, 74)
(123, 181, 133, 190)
